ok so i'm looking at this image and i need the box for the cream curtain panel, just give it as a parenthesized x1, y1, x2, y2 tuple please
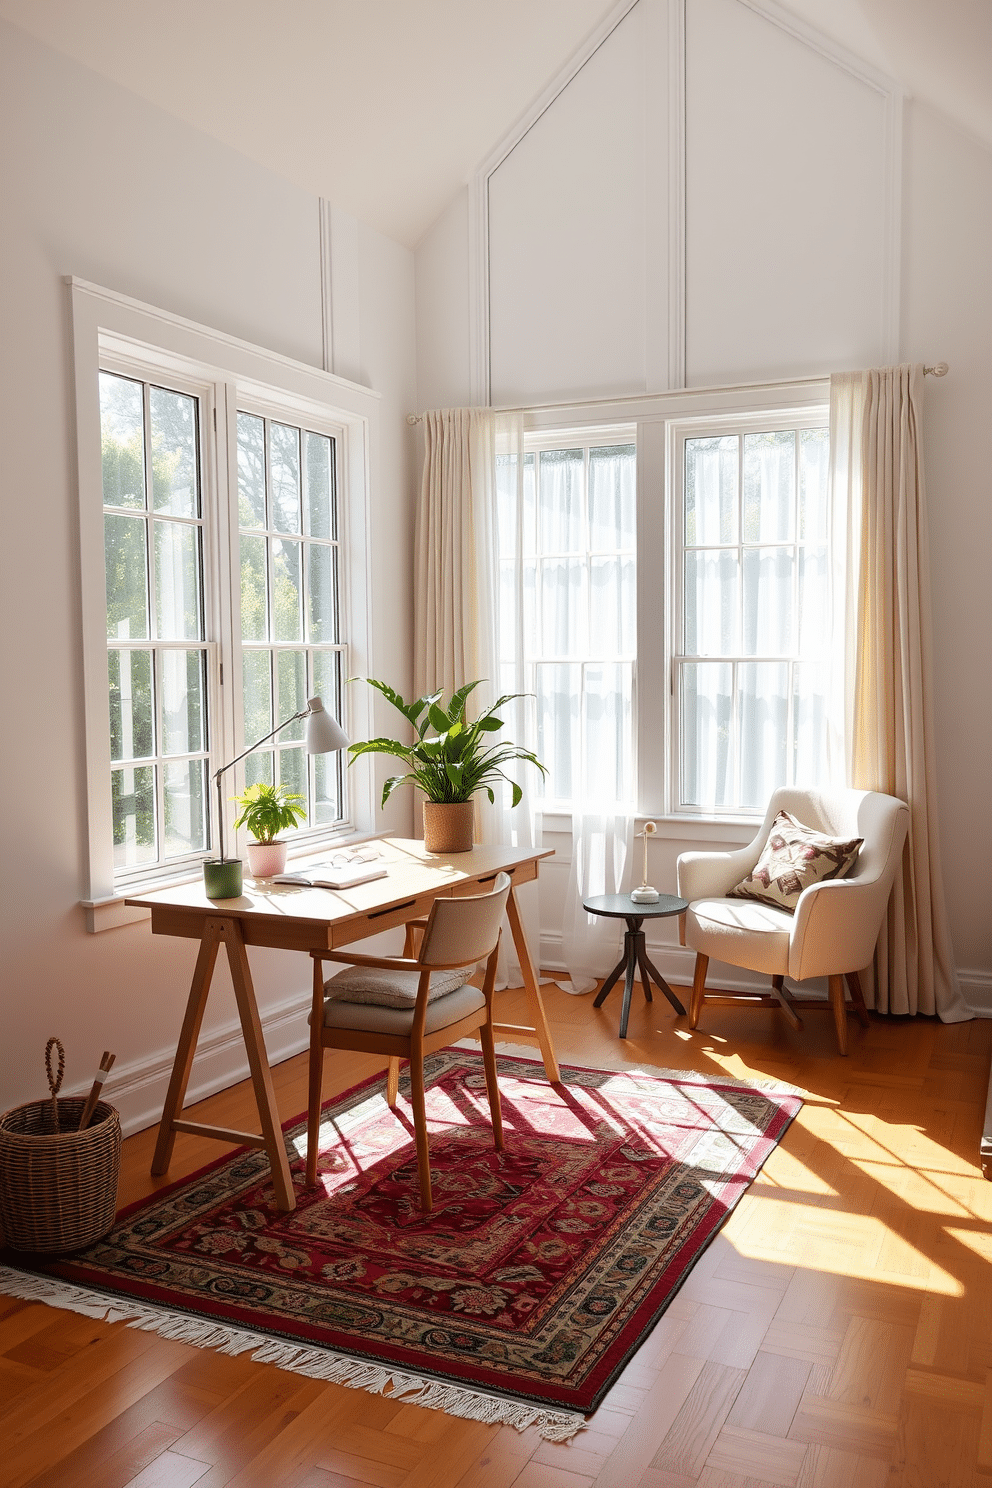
(829, 367, 969, 1021)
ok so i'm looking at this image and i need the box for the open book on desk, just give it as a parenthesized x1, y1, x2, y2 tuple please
(273, 848, 387, 891)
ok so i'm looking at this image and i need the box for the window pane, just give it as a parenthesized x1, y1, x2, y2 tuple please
(243, 649, 272, 744)
(100, 372, 145, 509)
(495, 453, 519, 555)
(240, 534, 268, 642)
(684, 550, 740, 656)
(590, 556, 635, 657)
(798, 544, 829, 657)
(685, 436, 737, 546)
(743, 547, 794, 656)
(278, 746, 307, 825)
(313, 751, 341, 825)
(536, 661, 580, 801)
(163, 759, 207, 857)
(800, 428, 829, 540)
(161, 649, 205, 755)
(541, 558, 586, 657)
(582, 662, 632, 803)
(277, 650, 306, 740)
(739, 662, 789, 809)
(306, 432, 334, 539)
(245, 751, 273, 789)
(794, 662, 829, 785)
(150, 387, 198, 517)
(154, 519, 201, 640)
(743, 431, 795, 542)
(238, 413, 266, 528)
(270, 423, 301, 534)
(112, 764, 156, 868)
(539, 448, 583, 554)
(272, 538, 302, 642)
(312, 648, 342, 723)
(105, 514, 149, 640)
(108, 649, 153, 761)
(681, 662, 732, 809)
(522, 452, 537, 558)
(589, 444, 635, 552)
(307, 544, 336, 643)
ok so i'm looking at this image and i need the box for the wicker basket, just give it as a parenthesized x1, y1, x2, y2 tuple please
(0, 1095, 121, 1253)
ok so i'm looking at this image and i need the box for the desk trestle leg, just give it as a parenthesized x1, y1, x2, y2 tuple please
(491, 888, 560, 1083)
(152, 915, 296, 1212)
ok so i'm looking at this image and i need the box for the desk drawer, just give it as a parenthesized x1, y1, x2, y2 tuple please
(328, 892, 438, 948)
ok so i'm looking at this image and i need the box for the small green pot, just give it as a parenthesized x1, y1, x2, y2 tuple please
(203, 859, 244, 899)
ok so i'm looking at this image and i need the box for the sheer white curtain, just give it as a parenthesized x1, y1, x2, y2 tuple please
(828, 367, 969, 1021)
(494, 429, 635, 995)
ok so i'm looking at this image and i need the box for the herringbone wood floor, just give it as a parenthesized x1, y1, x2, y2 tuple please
(2, 978, 991, 1487)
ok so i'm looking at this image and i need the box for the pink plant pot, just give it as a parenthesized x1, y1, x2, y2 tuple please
(246, 840, 288, 878)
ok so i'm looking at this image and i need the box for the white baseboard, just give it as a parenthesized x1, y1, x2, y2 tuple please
(539, 931, 788, 997)
(64, 990, 312, 1139)
(960, 969, 992, 1018)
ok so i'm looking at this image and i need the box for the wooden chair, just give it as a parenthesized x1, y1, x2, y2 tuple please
(306, 871, 512, 1210)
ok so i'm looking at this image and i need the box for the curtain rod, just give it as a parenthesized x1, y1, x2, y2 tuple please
(405, 362, 950, 424)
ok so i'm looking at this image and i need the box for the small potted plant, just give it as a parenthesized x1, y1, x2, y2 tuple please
(348, 679, 546, 853)
(231, 781, 307, 878)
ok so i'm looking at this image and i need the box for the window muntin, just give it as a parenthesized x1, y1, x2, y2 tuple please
(237, 413, 344, 829)
(101, 371, 209, 874)
(498, 434, 636, 807)
(676, 418, 830, 814)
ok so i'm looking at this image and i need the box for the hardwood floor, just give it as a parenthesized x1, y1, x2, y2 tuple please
(2, 979, 991, 1487)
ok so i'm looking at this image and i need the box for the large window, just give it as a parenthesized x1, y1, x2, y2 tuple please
(75, 279, 376, 921)
(673, 414, 830, 814)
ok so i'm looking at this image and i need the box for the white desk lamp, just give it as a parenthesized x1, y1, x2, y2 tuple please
(203, 696, 349, 899)
(630, 821, 660, 904)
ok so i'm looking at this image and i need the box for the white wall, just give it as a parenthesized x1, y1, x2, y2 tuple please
(414, 0, 992, 1003)
(0, 19, 418, 1125)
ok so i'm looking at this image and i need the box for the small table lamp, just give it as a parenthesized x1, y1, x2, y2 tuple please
(630, 820, 660, 904)
(203, 696, 350, 899)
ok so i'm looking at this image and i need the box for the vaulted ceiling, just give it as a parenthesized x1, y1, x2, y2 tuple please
(1, 0, 989, 248)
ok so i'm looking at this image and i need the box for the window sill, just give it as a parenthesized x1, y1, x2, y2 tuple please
(538, 810, 758, 844)
(83, 830, 371, 932)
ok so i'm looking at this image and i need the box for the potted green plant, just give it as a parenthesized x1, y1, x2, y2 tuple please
(348, 679, 546, 852)
(231, 781, 307, 878)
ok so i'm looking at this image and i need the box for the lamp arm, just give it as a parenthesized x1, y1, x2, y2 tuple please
(212, 709, 308, 862)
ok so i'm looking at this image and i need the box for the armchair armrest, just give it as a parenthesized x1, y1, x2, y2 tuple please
(677, 840, 763, 902)
(789, 874, 893, 982)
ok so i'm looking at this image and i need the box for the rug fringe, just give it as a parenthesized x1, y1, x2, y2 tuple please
(0, 1265, 585, 1442)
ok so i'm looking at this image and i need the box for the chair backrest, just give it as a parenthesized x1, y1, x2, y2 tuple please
(418, 872, 512, 967)
(757, 786, 908, 887)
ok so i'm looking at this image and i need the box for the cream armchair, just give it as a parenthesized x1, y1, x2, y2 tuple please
(677, 787, 909, 1054)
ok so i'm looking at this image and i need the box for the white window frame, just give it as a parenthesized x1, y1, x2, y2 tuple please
(520, 379, 830, 836)
(667, 404, 831, 819)
(71, 278, 378, 930)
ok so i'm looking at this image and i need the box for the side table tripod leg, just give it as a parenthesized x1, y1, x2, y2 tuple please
(640, 949, 687, 1017)
(618, 949, 638, 1039)
(593, 956, 627, 1007)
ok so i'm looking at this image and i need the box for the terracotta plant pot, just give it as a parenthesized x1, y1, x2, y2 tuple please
(423, 800, 475, 854)
(246, 840, 288, 878)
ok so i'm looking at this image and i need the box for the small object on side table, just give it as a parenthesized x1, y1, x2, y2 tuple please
(630, 820, 660, 904)
(583, 891, 689, 1038)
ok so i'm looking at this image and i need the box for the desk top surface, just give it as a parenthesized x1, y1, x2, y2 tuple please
(125, 837, 552, 929)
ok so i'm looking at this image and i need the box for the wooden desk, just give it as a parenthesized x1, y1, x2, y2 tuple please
(126, 838, 557, 1211)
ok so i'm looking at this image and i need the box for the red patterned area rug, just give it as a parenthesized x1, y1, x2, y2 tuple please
(0, 1049, 800, 1441)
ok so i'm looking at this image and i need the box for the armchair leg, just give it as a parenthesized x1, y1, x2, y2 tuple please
(828, 974, 848, 1056)
(689, 953, 709, 1029)
(479, 1022, 505, 1152)
(846, 970, 871, 1028)
(408, 1047, 433, 1212)
(386, 1057, 400, 1108)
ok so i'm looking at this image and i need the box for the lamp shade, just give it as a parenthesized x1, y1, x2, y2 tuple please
(304, 696, 349, 754)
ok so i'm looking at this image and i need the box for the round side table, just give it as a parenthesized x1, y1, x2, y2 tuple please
(582, 892, 689, 1039)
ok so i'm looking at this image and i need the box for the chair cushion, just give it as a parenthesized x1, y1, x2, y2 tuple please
(323, 964, 467, 1010)
(727, 809, 862, 912)
(315, 982, 487, 1037)
(685, 898, 793, 975)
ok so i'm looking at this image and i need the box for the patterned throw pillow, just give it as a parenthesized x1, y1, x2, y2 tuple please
(727, 809, 863, 912)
